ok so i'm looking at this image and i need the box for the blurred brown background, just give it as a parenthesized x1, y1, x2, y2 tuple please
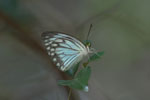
(0, 0, 150, 100)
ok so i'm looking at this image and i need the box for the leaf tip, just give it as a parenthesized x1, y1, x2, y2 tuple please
(83, 86, 89, 92)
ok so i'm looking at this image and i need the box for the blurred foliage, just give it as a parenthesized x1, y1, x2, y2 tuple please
(0, 0, 35, 26)
(0, 0, 18, 15)
(88, 0, 119, 11)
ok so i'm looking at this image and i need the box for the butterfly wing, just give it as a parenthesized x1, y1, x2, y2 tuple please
(41, 31, 88, 71)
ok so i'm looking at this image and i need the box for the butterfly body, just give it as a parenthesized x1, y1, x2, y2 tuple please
(41, 31, 90, 71)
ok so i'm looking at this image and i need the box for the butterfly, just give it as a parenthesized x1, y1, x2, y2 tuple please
(41, 25, 93, 72)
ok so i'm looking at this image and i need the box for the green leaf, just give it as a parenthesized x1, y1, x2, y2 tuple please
(65, 62, 80, 77)
(75, 66, 91, 85)
(58, 79, 84, 90)
(88, 51, 104, 62)
(58, 66, 91, 92)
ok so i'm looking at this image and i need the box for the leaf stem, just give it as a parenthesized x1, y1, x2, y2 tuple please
(67, 88, 72, 100)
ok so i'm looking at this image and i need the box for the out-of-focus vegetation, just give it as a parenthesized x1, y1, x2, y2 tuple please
(0, 0, 34, 25)
(0, 0, 150, 100)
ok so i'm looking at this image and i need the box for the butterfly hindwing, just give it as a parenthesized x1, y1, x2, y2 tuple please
(41, 31, 88, 71)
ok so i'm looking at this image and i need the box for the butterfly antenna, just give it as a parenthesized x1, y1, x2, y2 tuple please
(86, 24, 93, 40)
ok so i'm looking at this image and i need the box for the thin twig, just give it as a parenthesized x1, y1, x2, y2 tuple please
(67, 88, 72, 100)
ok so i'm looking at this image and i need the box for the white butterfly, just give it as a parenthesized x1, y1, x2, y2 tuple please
(41, 31, 92, 71)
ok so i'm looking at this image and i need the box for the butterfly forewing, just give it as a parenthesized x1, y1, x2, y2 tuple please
(41, 31, 88, 71)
